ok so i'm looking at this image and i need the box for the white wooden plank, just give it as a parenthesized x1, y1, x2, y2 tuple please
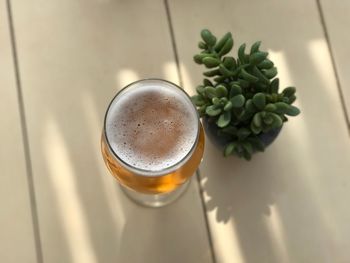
(170, 0, 350, 262)
(0, 1, 37, 262)
(10, 0, 212, 262)
(319, 0, 350, 124)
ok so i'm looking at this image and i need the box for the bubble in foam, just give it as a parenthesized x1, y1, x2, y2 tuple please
(105, 79, 198, 173)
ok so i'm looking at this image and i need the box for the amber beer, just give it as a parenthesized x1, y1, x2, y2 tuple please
(101, 79, 204, 194)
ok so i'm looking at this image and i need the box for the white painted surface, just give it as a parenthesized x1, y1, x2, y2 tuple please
(0, 1, 36, 262)
(3, 0, 350, 262)
(170, 0, 350, 262)
(319, 0, 350, 122)
(9, 0, 212, 262)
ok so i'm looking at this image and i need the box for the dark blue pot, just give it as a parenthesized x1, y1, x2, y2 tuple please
(203, 117, 281, 153)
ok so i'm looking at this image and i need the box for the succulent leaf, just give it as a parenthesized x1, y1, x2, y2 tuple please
(252, 93, 266, 109)
(218, 37, 234, 57)
(204, 86, 217, 99)
(231, 94, 245, 108)
(250, 41, 262, 54)
(270, 78, 279, 93)
(258, 59, 274, 69)
(238, 43, 247, 63)
(223, 57, 236, 69)
(241, 68, 259, 82)
(224, 142, 236, 156)
(201, 29, 216, 46)
(217, 111, 232, 128)
(224, 101, 233, 111)
(249, 51, 268, 65)
(283, 87, 296, 97)
(214, 32, 232, 52)
(206, 105, 222, 116)
(203, 57, 221, 68)
(262, 67, 278, 79)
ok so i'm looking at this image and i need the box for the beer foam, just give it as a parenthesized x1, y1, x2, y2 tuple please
(105, 79, 199, 173)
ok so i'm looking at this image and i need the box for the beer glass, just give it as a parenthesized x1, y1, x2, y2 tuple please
(101, 79, 205, 207)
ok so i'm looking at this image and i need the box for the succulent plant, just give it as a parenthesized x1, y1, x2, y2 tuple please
(192, 29, 300, 160)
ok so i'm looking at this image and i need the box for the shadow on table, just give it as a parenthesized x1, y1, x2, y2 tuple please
(200, 141, 287, 223)
(198, 129, 336, 263)
(116, 179, 212, 263)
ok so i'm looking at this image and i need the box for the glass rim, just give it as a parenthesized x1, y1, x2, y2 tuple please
(103, 78, 200, 177)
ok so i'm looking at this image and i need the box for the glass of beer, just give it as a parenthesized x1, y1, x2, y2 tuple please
(101, 79, 205, 207)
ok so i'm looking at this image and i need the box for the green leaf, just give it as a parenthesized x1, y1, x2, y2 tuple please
(242, 142, 253, 155)
(203, 69, 220, 77)
(218, 37, 234, 57)
(262, 67, 278, 79)
(253, 112, 262, 127)
(201, 29, 216, 46)
(288, 95, 297, 104)
(238, 43, 247, 63)
(229, 84, 242, 98)
(250, 122, 262, 134)
(237, 128, 251, 140)
(252, 66, 270, 85)
(242, 148, 252, 160)
(191, 95, 206, 106)
(213, 76, 228, 83)
(215, 85, 228, 97)
(270, 113, 283, 128)
(252, 93, 266, 109)
(193, 52, 214, 64)
(285, 105, 300, 116)
(245, 99, 256, 112)
(217, 111, 231, 128)
(206, 105, 222, 116)
(219, 64, 233, 77)
(223, 57, 236, 69)
(198, 41, 207, 49)
(196, 85, 205, 95)
(258, 59, 274, 69)
(274, 102, 289, 114)
(212, 97, 220, 105)
(238, 109, 252, 121)
(222, 126, 238, 135)
(203, 79, 213, 86)
(282, 97, 289, 103)
(214, 32, 232, 53)
(270, 78, 279, 93)
(237, 79, 249, 88)
(231, 94, 245, 108)
(198, 105, 206, 116)
(249, 51, 268, 65)
(203, 57, 221, 68)
(219, 97, 228, 105)
(224, 101, 233, 111)
(247, 137, 265, 152)
(263, 113, 274, 125)
(264, 103, 277, 112)
(193, 54, 203, 64)
(224, 142, 236, 157)
(204, 86, 217, 99)
(240, 68, 259, 82)
(250, 41, 262, 54)
(234, 146, 243, 158)
(282, 87, 296, 97)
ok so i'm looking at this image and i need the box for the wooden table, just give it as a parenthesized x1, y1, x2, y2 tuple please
(1, 0, 349, 262)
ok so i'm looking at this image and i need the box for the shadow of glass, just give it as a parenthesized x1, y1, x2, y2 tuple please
(116, 179, 212, 263)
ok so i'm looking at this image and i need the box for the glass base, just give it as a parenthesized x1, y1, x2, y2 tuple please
(121, 180, 190, 208)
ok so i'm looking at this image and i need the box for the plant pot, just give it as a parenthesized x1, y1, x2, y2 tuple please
(202, 117, 282, 154)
